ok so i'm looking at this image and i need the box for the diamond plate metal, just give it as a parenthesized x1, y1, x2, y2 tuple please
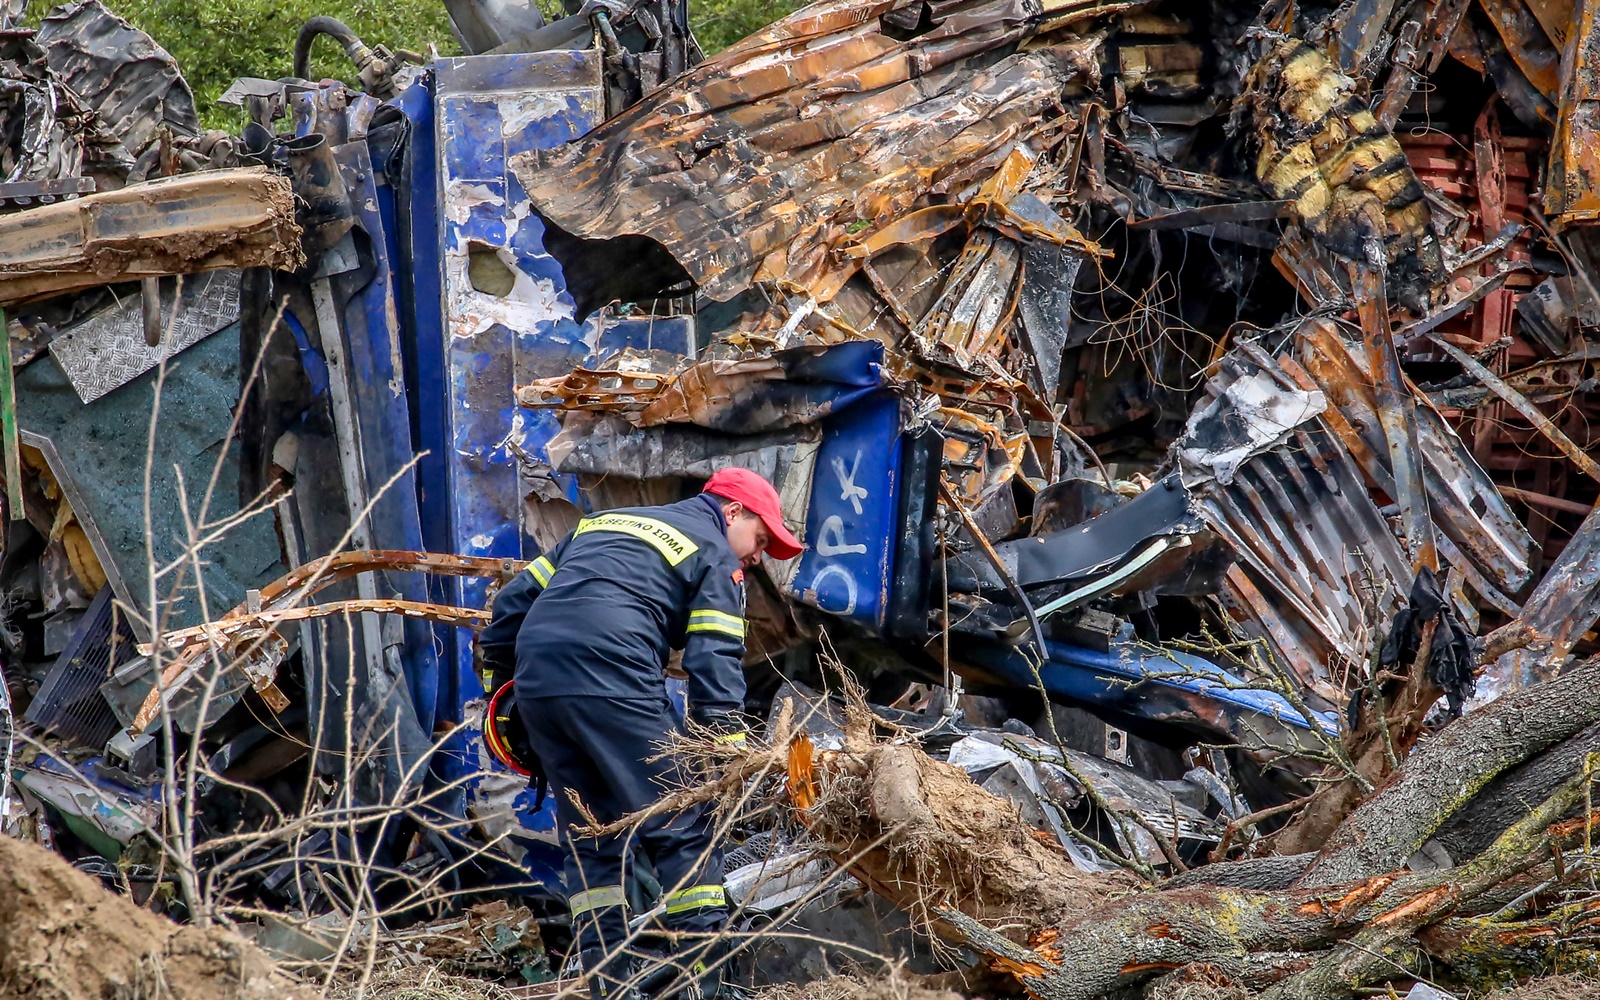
(48, 270, 241, 403)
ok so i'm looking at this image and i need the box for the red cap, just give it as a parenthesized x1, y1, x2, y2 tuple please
(704, 467, 805, 560)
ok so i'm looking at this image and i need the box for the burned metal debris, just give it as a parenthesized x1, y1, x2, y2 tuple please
(5, 0, 1600, 994)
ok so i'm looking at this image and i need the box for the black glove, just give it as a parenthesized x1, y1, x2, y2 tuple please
(691, 708, 750, 746)
(479, 647, 515, 695)
(522, 746, 549, 810)
(503, 699, 549, 807)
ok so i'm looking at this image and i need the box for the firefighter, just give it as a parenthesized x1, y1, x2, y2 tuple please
(479, 467, 803, 1000)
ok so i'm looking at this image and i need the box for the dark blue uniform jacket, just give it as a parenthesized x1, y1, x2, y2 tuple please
(480, 494, 747, 717)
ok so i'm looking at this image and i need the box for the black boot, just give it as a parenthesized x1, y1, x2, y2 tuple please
(653, 938, 746, 1000)
(685, 949, 748, 1000)
(581, 947, 646, 1000)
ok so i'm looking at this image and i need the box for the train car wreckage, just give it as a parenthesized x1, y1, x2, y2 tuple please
(6, 0, 1600, 993)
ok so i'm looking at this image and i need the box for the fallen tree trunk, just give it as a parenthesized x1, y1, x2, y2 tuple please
(911, 783, 1599, 1000)
(606, 673, 1600, 1000)
(1256, 773, 1593, 999)
(1294, 657, 1600, 888)
(1431, 718, 1600, 865)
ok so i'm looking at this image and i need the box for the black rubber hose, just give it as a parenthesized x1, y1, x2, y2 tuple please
(293, 15, 369, 81)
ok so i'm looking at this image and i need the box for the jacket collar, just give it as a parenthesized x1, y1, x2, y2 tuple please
(695, 492, 728, 535)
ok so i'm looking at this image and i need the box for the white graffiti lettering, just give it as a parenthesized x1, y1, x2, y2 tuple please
(832, 451, 868, 515)
(809, 564, 859, 616)
(815, 515, 868, 557)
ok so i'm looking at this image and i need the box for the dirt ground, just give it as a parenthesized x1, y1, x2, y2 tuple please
(0, 835, 309, 1000)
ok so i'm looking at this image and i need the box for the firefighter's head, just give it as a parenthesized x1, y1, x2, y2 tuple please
(703, 467, 804, 566)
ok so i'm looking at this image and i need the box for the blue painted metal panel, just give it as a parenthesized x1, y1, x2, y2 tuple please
(783, 390, 903, 631)
(434, 52, 605, 712)
(430, 54, 606, 888)
(962, 630, 1337, 740)
(592, 316, 695, 356)
(281, 312, 329, 398)
(291, 85, 441, 730)
(389, 76, 470, 726)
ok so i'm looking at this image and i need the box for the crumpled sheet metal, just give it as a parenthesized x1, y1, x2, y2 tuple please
(1546, 0, 1600, 227)
(548, 410, 822, 484)
(948, 732, 1220, 870)
(1181, 355, 1409, 702)
(1484, 500, 1600, 694)
(524, 340, 887, 433)
(35, 0, 198, 163)
(511, 0, 1131, 303)
(0, 31, 94, 186)
(1182, 323, 1536, 704)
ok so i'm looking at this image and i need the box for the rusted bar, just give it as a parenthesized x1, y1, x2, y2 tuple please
(247, 548, 519, 615)
(1356, 264, 1437, 572)
(128, 552, 516, 733)
(141, 598, 492, 656)
(1396, 269, 1512, 345)
(1498, 486, 1596, 516)
(1426, 332, 1600, 484)
(130, 597, 491, 733)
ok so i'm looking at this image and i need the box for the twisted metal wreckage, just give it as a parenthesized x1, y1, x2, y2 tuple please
(5, 0, 1600, 988)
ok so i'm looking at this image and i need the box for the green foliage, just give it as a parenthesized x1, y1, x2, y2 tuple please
(32, 0, 807, 129)
(693, 0, 807, 53)
(38, 0, 458, 129)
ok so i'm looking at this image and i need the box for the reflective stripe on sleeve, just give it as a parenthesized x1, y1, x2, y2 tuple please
(686, 608, 745, 639)
(526, 555, 556, 588)
(663, 884, 726, 914)
(568, 884, 627, 916)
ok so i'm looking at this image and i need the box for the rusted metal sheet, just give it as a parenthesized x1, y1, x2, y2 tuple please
(1546, 0, 1600, 227)
(517, 350, 681, 412)
(510, 0, 1132, 304)
(1357, 264, 1438, 572)
(0, 168, 302, 305)
(1478, 0, 1563, 99)
(1485, 500, 1600, 693)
